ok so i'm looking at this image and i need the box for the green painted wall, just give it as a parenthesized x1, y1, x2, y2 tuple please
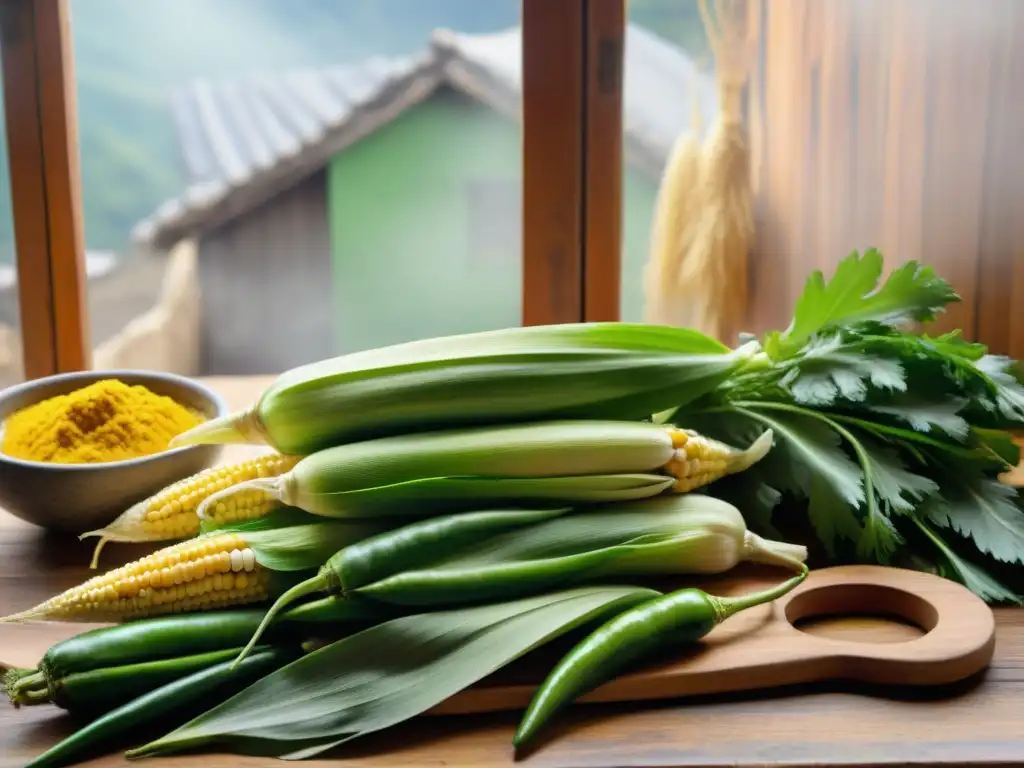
(327, 88, 659, 351)
(327, 89, 522, 353)
(621, 167, 660, 323)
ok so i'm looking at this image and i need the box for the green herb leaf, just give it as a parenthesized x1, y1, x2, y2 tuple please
(914, 519, 1022, 605)
(128, 586, 660, 760)
(780, 335, 906, 406)
(732, 405, 864, 554)
(970, 427, 1021, 470)
(974, 355, 1024, 423)
(765, 250, 959, 359)
(922, 477, 1024, 565)
(866, 397, 970, 441)
(858, 436, 939, 515)
(924, 330, 988, 362)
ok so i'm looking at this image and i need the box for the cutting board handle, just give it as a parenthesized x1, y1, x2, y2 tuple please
(771, 564, 996, 686)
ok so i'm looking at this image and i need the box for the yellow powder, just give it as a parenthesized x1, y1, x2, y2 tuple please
(1, 379, 204, 464)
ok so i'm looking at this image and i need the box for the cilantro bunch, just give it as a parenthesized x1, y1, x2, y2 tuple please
(673, 249, 1024, 603)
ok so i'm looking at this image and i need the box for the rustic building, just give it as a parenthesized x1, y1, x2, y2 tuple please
(132, 24, 716, 375)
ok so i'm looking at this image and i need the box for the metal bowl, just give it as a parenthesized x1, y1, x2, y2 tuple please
(0, 370, 227, 534)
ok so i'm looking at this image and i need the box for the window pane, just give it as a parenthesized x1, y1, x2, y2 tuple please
(620, 1, 711, 325)
(0, 65, 21, 387)
(73, 0, 523, 376)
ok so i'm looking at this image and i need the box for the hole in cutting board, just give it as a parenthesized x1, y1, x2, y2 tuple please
(791, 613, 925, 643)
(784, 582, 937, 644)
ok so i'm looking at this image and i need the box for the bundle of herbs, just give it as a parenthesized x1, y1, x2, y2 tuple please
(665, 249, 1024, 603)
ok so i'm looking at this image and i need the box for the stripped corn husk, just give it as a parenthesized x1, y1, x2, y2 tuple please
(1, 512, 390, 624)
(658, 0, 754, 344)
(81, 453, 302, 568)
(644, 63, 705, 326)
(196, 420, 774, 521)
(169, 323, 762, 455)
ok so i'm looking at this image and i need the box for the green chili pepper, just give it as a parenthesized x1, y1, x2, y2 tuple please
(6, 601, 387, 714)
(24, 645, 296, 768)
(513, 566, 810, 749)
(232, 497, 807, 666)
(6, 646, 245, 714)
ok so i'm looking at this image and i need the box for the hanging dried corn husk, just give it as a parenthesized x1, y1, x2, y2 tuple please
(643, 69, 705, 327)
(647, 0, 755, 344)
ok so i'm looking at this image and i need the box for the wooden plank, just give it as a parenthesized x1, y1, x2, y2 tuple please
(1003, 4, 1024, 359)
(0, 0, 90, 379)
(750, 0, 807, 332)
(973, 0, 1018, 355)
(582, 0, 624, 322)
(881, 0, 927, 284)
(814, 0, 852, 266)
(919, 1, 992, 338)
(521, 0, 585, 326)
(852, 0, 888, 255)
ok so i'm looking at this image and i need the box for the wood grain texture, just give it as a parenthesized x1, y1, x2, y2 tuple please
(582, 0, 624, 322)
(0, 0, 91, 379)
(1, 377, 1023, 768)
(521, 0, 585, 326)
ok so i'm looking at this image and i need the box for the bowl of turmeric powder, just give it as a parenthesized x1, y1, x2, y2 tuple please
(0, 370, 228, 533)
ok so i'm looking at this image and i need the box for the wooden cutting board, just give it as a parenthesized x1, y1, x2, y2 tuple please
(1, 564, 996, 717)
(429, 564, 996, 715)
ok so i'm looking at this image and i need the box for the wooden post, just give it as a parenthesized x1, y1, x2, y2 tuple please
(0, 0, 91, 379)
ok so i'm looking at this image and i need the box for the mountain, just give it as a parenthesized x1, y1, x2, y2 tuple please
(0, 0, 704, 262)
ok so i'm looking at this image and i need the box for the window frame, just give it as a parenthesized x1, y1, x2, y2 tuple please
(0, 0, 624, 378)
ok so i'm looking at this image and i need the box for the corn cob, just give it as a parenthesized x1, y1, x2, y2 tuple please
(169, 323, 764, 455)
(81, 453, 302, 568)
(196, 420, 774, 521)
(1, 534, 270, 624)
(2, 515, 389, 624)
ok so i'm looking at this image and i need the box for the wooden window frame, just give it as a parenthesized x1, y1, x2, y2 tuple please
(0, 0, 90, 379)
(0, 0, 624, 380)
(521, 0, 625, 325)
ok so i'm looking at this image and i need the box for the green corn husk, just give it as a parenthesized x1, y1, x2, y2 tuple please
(169, 322, 764, 454)
(195, 419, 774, 521)
(232, 495, 807, 662)
(128, 586, 662, 760)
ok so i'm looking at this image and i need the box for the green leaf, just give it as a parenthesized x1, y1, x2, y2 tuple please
(240, 518, 392, 572)
(970, 427, 1021, 470)
(827, 414, 1012, 473)
(202, 505, 324, 534)
(866, 397, 970, 441)
(914, 519, 1022, 604)
(297, 474, 675, 518)
(765, 250, 960, 359)
(974, 355, 1024, 423)
(924, 330, 988, 362)
(857, 436, 939, 514)
(733, 406, 864, 554)
(922, 477, 1024, 565)
(128, 586, 662, 760)
(780, 335, 906, 406)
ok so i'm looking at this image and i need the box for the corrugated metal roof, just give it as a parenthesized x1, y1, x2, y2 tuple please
(134, 23, 716, 246)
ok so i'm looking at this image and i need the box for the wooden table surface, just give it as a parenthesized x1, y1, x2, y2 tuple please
(2, 376, 1023, 768)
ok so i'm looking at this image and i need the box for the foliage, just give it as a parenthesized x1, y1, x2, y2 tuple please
(675, 250, 1024, 604)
